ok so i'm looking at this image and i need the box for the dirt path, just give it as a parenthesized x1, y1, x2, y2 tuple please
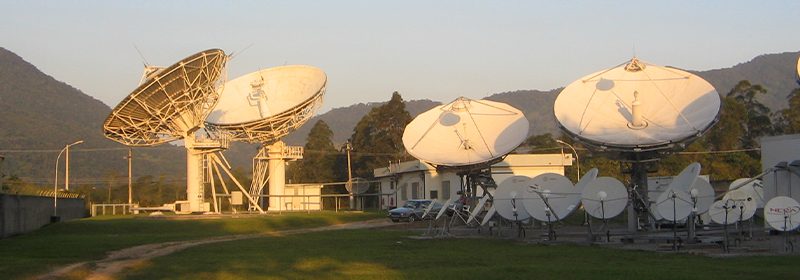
(37, 219, 394, 280)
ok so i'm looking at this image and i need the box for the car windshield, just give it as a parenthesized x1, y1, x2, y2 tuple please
(402, 201, 420, 209)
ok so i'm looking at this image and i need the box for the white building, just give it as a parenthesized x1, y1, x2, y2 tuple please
(761, 134, 800, 204)
(373, 153, 573, 209)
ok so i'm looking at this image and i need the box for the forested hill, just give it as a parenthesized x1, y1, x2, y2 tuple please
(693, 51, 800, 112)
(282, 52, 800, 147)
(1, 46, 798, 183)
(0, 47, 187, 183)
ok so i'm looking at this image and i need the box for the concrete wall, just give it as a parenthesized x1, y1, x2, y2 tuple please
(0, 194, 85, 239)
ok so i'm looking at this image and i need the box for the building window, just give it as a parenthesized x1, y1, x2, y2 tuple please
(411, 182, 419, 199)
(442, 181, 451, 199)
(430, 190, 438, 199)
(400, 183, 407, 200)
(390, 181, 395, 190)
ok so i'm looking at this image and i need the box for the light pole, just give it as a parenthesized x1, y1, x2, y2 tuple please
(555, 140, 580, 181)
(54, 140, 83, 217)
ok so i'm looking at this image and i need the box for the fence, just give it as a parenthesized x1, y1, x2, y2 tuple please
(0, 194, 84, 238)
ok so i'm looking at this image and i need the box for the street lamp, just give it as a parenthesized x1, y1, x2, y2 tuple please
(555, 140, 580, 181)
(54, 140, 83, 217)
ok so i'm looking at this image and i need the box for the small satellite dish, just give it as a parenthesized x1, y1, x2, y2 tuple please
(402, 97, 529, 168)
(655, 189, 693, 221)
(521, 173, 583, 222)
(709, 199, 741, 225)
(667, 162, 702, 192)
(206, 65, 327, 143)
(721, 189, 758, 221)
(688, 178, 715, 215)
(436, 196, 461, 220)
(574, 168, 600, 190)
(764, 196, 800, 231)
(729, 178, 765, 208)
(554, 58, 720, 156)
(581, 177, 628, 220)
(495, 176, 533, 221)
(467, 195, 492, 224)
(345, 177, 369, 194)
(654, 162, 706, 221)
(481, 206, 497, 226)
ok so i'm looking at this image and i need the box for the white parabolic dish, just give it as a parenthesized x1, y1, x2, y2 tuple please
(554, 58, 721, 148)
(765, 196, 800, 231)
(206, 65, 326, 143)
(208, 65, 326, 124)
(402, 97, 529, 167)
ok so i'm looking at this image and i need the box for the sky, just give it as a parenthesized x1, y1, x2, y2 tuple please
(2, 1, 799, 115)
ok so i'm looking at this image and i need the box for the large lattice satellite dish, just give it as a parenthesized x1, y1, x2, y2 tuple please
(206, 65, 327, 143)
(554, 58, 721, 159)
(103, 49, 228, 213)
(104, 49, 227, 146)
(402, 97, 528, 170)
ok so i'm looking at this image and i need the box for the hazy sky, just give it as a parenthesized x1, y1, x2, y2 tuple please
(2, 1, 799, 114)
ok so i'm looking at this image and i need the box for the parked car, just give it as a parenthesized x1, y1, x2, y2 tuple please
(387, 199, 443, 222)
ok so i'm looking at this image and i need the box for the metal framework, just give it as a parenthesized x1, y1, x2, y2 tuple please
(207, 85, 326, 144)
(103, 49, 227, 146)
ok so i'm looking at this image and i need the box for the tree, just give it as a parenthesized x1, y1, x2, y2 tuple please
(777, 88, 800, 134)
(725, 80, 776, 149)
(348, 92, 414, 179)
(289, 120, 338, 183)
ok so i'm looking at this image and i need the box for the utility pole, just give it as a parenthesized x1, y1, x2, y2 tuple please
(125, 148, 133, 206)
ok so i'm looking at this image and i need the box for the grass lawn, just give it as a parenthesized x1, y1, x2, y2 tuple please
(0, 211, 386, 279)
(1, 211, 798, 279)
(122, 229, 799, 280)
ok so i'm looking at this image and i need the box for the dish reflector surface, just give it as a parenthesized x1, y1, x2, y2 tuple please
(765, 196, 800, 231)
(402, 97, 528, 167)
(554, 58, 720, 150)
(495, 176, 533, 221)
(729, 178, 765, 208)
(581, 177, 627, 220)
(206, 65, 327, 143)
(521, 173, 583, 222)
(709, 200, 742, 225)
(104, 49, 227, 146)
(721, 189, 758, 221)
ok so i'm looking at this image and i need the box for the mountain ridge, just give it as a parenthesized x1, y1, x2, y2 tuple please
(1, 46, 798, 183)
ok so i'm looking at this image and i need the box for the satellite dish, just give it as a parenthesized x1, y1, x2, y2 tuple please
(521, 173, 583, 222)
(666, 162, 701, 192)
(654, 162, 706, 221)
(721, 189, 758, 221)
(103, 49, 229, 214)
(729, 178, 765, 208)
(481, 206, 497, 226)
(554, 58, 721, 158)
(581, 177, 628, 220)
(709, 199, 741, 225)
(402, 97, 529, 169)
(495, 176, 533, 221)
(104, 49, 227, 146)
(206, 65, 327, 143)
(345, 177, 369, 194)
(574, 168, 599, 190)
(656, 189, 693, 221)
(436, 196, 460, 220)
(764, 196, 800, 231)
(796, 54, 800, 86)
(467, 195, 492, 224)
(688, 178, 715, 215)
